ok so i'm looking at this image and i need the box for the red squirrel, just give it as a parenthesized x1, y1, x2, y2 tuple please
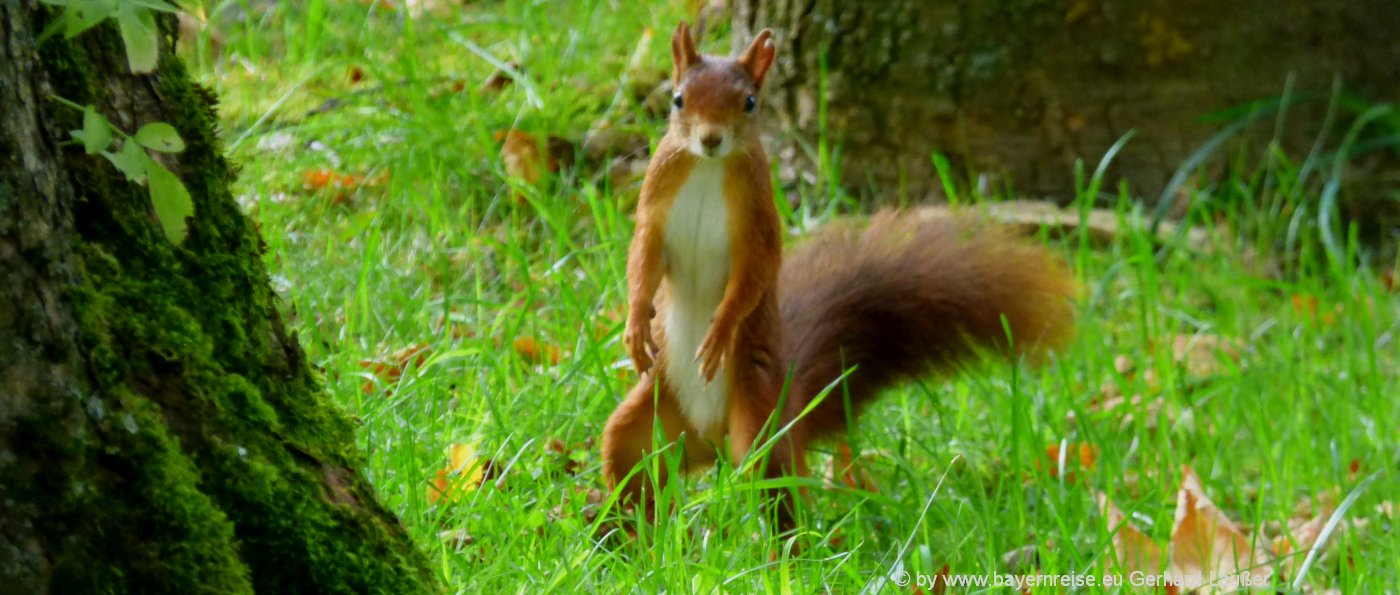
(601, 23, 1077, 525)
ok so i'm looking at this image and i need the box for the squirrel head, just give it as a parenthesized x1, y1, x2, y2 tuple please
(668, 22, 776, 160)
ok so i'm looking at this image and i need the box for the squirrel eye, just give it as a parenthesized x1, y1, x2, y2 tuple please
(744, 95, 757, 113)
(672, 92, 684, 110)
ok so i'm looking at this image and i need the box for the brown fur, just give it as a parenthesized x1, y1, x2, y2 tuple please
(772, 210, 1077, 455)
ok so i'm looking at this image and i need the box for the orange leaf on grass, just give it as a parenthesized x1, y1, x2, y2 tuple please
(512, 336, 561, 365)
(827, 441, 879, 492)
(429, 443, 495, 504)
(303, 169, 363, 190)
(1290, 294, 1338, 326)
(358, 343, 431, 394)
(301, 169, 389, 206)
(1040, 442, 1098, 481)
(930, 563, 951, 595)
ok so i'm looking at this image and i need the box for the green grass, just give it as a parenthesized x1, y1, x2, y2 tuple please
(187, 0, 1397, 591)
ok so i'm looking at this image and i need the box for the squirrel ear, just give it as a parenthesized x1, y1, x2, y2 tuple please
(671, 21, 700, 84)
(738, 29, 777, 89)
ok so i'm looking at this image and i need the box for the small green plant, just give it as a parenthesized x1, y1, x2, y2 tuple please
(42, 0, 196, 245)
(39, 0, 177, 73)
(60, 97, 193, 243)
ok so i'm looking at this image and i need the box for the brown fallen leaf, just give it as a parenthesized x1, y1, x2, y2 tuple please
(1098, 467, 1359, 593)
(1098, 491, 1164, 574)
(545, 136, 576, 173)
(545, 437, 586, 476)
(1040, 442, 1097, 481)
(1169, 465, 1272, 591)
(827, 442, 878, 492)
(1001, 545, 1039, 575)
(583, 118, 650, 161)
(437, 528, 475, 546)
(482, 62, 518, 92)
(1272, 503, 1335, 582)
(498, 129, 544, 188)
(302, 168, 389, 206)
(358, 343, 431, 394)
(1169, 334, 1242, 379)
(1290, 294, 1338, 326)
(929, 563, 951, 595)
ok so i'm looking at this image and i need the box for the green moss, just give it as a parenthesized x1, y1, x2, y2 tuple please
(49, 387, 254, 594)
(28, 12, 435, 594)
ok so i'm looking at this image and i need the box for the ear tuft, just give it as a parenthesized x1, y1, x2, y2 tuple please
(671, 21, 700, 84)
(738, 28, 777, 89)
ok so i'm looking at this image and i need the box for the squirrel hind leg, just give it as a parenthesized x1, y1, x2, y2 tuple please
(601, 374, 716, 508)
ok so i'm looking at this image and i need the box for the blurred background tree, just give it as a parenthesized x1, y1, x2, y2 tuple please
(731, 0, 1400, 229)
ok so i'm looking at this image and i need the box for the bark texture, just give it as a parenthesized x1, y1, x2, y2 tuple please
(732, 0, 1400, 202)
(0, 2, 433, 592)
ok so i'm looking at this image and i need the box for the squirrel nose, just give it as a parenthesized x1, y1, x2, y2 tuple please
(701, 134, 722, 150)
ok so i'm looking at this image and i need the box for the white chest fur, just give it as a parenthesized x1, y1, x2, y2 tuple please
(663, 159, 732, 434)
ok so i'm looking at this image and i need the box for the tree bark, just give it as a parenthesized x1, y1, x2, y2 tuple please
(732, 0, 1400, 202)
(0, 2, 433, 592)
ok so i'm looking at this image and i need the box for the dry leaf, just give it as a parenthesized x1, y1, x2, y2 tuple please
(1290, 294, 1338, 326)
(481, 62, 518, 92)
(1040, 442, 1098, 481)
(930, 563, 951, 595)
(1272, 504, 1334, 581)
(302, 168, 389, 206)
(827, 442, 879, 492)
(1001, 545, 1039, 574)
(1114, 354, 1136, 377)
(512, 336, 561, 365)
(1168, 466, 1272, 592)
(429, 442, 491, 504)
(1169, 334, 1242, 378)
(438, 528, 475, 546)
(302, 169, 388, 191)
(1101, 469, 1354, 593)
(498, 129, 544, 187)
(358, 343, 431, 394)
(1098, 491, 1164, 574)
(545, 437, 585, 476)
(583, 118, 650, 161)
(545, 136, 575, 173)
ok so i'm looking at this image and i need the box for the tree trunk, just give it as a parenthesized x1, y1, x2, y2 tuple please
(0, 2, 433, 592)
(732, 0, 1400, 202)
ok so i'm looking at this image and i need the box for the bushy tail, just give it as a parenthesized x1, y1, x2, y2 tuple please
(778, 209, 1077, 439)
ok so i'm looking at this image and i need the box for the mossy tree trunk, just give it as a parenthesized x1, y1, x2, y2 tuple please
(732, 0, 1400, 202)
(0, 2, 433, 592)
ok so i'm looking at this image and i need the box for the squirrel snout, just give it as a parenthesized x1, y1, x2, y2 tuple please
(691, 127, 730, 158)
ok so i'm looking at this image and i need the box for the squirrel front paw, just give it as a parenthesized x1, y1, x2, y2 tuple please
(625, 316, 657, 373)
(695, 327, 732, 383)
